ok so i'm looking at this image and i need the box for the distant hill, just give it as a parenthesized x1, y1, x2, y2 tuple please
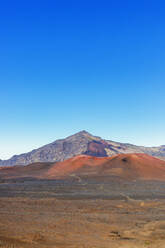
(46, 153, 165, 181)
(1, 154, 165, 181)
(0, 130, 165, 166)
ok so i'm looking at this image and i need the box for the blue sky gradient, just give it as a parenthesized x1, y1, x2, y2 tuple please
(0, 0, 165, 159)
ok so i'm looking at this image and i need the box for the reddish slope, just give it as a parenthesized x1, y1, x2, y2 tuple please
(46, 155, 110, 178)
(0, 162, 52, 179)
(46, 153, 165, 180)
(1, 154, 165, 181)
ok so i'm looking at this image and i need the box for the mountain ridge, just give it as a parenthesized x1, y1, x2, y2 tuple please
(0, 130, 165, 166)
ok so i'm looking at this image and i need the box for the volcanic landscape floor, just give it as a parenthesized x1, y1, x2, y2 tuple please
(1, 179, 165, 248)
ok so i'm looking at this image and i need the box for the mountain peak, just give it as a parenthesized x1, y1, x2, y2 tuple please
(0, 131, 165, 167)
(74, 130, 93, 136)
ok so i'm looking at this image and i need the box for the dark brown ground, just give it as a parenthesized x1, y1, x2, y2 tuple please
(1, 179, 165, 248)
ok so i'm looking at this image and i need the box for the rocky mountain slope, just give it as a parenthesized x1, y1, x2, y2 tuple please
(0, 130, 165, 166)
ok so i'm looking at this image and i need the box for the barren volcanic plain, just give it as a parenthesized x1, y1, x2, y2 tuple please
(1, 154, 165, 247)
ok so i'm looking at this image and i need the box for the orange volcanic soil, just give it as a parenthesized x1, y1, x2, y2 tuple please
(1, 154, 165, 181)
(0, 162, 53, 179)
(46, 155, 110, 178)
(46, 153, 165, 180)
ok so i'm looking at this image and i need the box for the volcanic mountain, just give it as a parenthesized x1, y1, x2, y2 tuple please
(0, 131, 165, 166)
(1, 154, 165, 181)
(46, 153, 165, 181)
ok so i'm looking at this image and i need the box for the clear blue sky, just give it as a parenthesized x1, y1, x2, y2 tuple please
(0, 0, 165, 159)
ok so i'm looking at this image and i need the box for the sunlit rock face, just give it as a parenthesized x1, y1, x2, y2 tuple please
(0, 130, 164, 166)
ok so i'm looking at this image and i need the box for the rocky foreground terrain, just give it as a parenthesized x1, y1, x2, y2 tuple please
(0, 130, 165, 166)
(1, 179, 165, 248)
